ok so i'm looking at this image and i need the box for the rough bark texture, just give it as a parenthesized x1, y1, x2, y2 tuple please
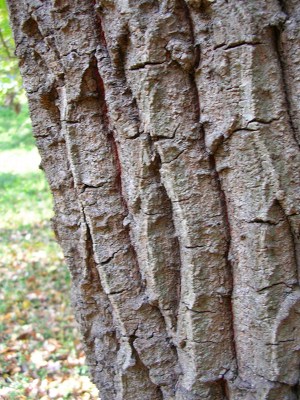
(7, 0, 300, 399)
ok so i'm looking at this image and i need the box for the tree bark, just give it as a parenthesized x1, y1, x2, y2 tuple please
(7, 0, 300, 398)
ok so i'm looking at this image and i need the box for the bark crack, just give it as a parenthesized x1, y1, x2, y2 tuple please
(256, 281, 296, 293)
(214, 41, 262, 51)
(129, 60, 168, 70)
(147, 148, 182, 336)
(208, 153, 238, 375)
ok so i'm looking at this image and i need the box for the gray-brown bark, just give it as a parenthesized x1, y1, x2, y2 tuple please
(7, 0, 300, 399)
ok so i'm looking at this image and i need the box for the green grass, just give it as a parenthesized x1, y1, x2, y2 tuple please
(0, 106, 33, 151)
(0, 105, 51, 229)
(0, 104, 98, 399)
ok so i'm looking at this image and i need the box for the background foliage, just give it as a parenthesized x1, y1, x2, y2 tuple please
(0, 0, 24, 112)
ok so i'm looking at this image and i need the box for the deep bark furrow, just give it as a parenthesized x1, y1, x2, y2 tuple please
(208, 154, 238, 373)
(276, 0, 300, 145)
(94, 13, 142, 140)
(119, 141, 182, 341)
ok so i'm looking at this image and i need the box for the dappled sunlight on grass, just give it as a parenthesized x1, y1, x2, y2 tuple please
(0, 171, 52, 229)
(0, 105, 98, 399)
(0, 149, 41, 174)
(0, 107, 33, 152)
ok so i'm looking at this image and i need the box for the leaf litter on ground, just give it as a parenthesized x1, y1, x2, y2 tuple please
(0, 105, 99, 399)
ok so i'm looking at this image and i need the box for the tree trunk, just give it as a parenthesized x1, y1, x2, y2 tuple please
(7, 0, 300, 398)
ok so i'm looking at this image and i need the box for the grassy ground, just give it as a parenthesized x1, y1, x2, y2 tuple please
(0, 106, 98, 399)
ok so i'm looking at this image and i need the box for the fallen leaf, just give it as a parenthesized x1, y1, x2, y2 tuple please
(30, 350, 47, 368)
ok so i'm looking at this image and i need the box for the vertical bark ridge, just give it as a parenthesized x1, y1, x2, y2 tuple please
(7, 4, 121, 397)
(275, 0, 300, 146)
(93, 0, 184, 373)
(20, 11, 122, 396)
(119, 332, 164, 400)
(271, 25, 299, 149)
(78, 206, 120, 397)
(120, 138, 182, 341)
(276, 200, 300, 284)
(271, 2, 300, 288)
(172, 2, 237, 396)
(192, 1, 300, 397)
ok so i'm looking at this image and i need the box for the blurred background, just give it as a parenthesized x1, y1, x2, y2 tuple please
(0, 1, 98, 398)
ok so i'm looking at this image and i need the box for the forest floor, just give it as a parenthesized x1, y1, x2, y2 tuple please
(0, 106, 99, 399)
